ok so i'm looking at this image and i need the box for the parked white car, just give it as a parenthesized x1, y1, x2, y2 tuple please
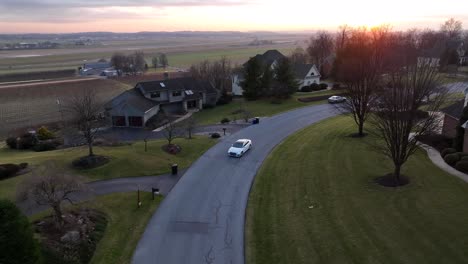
(328, 95, 346, 104)
(228, 139, 252, 157)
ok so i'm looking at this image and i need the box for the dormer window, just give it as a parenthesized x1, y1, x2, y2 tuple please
(172, 91, 182, 97)
(150, 92, 160, 98)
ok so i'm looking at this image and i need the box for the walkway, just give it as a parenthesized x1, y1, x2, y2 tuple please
(419, 143, 468, 183)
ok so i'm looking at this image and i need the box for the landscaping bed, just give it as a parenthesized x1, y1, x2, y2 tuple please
(297, 92, 346, 103)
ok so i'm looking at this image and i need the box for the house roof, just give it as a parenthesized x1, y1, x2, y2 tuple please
(243, 49, 286, 68)
(293, 64, 318, 79)
(441, 100, 465, 119)
(136, 77, 217, 95)
(105, 88, 158, 113)
(83, 62, 111, 70)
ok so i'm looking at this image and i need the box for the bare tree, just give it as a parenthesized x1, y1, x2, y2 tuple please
(371, 59, 446, 183)
(17, 163, 86, 227)
(65, 88, 103, 156)
(336, 27, 389, 136)
(335, 24, 350, 51)
(161, 112, 180, 146)
(441, 18, 463, 40)
(307, 31, 334, 75)
(190, 57, 232, 100)
(185, 115, 197, 139)
(289, 47, 308, 64)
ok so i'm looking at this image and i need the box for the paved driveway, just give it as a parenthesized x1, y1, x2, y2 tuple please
(132, 103, 338, 264)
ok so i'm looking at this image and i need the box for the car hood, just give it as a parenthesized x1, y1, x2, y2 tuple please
(228, 147, 242, 154)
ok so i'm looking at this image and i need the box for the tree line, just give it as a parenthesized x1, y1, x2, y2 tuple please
(110, 52, 168, 75)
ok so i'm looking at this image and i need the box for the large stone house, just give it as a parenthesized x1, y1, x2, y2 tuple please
(231, 50, 320, 96)
(105, 77, 218, 127)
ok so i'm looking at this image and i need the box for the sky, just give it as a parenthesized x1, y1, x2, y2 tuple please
(0, 0, 467, 33)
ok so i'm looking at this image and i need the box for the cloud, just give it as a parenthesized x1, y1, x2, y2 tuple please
(0, 0, 255, 23)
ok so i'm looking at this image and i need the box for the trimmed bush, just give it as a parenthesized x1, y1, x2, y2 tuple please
(461, 156, 468, 161)
(0, 164, 21, 180)
(211, 133, 221, 138)
(37, 126, 55, 140)
(220, 118, 230, 124)
(19, 163, 28, 169)
(310, 83, 320, 91)
(0, 199, 42, 264)
(319, 83, 328, 90)
(17, 133, 38, 150)
(441, 148, 457, 158)
(6, 137, 17, 149)
(72, 155, 110, 169)
(416, 134, 453, 152)
(33, 140, 60, 152)
(444, 153, 461, 166)
(455, 160, 468, 173)
(300, 86, 313, 92)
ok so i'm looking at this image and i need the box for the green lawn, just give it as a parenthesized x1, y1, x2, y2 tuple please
(195, 90, 337, 125)
(0, 136, 215, 200)
(246, 116, 468, 264)
(31, 192, 160, 264)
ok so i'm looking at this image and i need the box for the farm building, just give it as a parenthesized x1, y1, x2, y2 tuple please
(105, 77, 218, 127)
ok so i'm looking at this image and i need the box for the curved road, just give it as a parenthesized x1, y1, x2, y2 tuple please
(132, 103, 338, 264)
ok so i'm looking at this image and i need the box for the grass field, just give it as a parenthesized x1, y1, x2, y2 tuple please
(0, 136, 216, 200)
(0, 78, 131, 138)
(194, 90, 338, 125)
(0, 42, 297, 75)
(31, 192, 161, 264)
(246, 116, 468, 264)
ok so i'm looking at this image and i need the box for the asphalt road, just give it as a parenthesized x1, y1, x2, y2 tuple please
(132, 103, 338, 264)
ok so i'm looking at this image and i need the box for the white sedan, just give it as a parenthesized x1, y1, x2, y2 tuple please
(228, 139, 252, 157)
(328, 95, 347, 104)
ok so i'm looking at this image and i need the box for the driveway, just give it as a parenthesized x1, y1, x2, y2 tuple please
(132, 103, 339, 264)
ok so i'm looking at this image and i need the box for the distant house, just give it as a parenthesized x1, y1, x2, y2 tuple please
(105, 77, 218, 127)
(80, 61, 114, 76)
(231, 50, 320, 96)
(418, 40, 466, 67)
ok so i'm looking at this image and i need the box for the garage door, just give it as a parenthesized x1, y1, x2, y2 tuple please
(128, 116, 143, 127)
(112, 116, 126, 126)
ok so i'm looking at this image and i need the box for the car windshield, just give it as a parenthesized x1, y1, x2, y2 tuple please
(233, 142, 244, 148)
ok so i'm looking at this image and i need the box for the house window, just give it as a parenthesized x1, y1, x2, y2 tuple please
(150, 92, 160, 98)
(310, 72, 315, 76)
(172, 91, 182, 97)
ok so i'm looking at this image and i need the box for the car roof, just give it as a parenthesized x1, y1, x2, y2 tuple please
(236, 139, 250, 143)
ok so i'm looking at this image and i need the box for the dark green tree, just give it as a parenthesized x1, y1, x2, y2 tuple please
(0, 199, 42, 264)
(272, 58, 299, 99)
(260, 66, 273, 97)
(159, 53, 168, 69)
(241, 57, 263, 100)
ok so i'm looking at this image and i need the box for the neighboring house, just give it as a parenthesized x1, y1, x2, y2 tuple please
(231, 50, 321, 96)
(441, 100, 464, 138)
(293, 64, 320, 88)
(105, 77, 218, 127)
(418, 40, 466, 67)
(440, 87, 468, 152)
